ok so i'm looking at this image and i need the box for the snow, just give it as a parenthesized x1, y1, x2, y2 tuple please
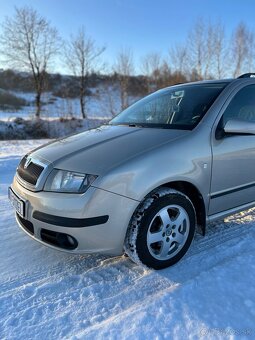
(0, 86, 139, 121)
(1, 140, 255, 339)
(0, 117, 109, 139)
(0, 89, 113, 120)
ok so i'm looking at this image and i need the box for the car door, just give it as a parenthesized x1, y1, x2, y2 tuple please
(209, 84, 255, 216)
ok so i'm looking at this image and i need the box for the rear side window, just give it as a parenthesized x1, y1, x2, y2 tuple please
(222, 85, 255, 125)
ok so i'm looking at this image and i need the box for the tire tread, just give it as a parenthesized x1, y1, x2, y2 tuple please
(124, 187, 194, 268)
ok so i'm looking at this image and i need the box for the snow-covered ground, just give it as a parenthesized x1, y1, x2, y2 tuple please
(0, 140, 255, 339)
(0, 117, 108, 140)
(0, 89, 113, 120)
(0, 86, 140, 121)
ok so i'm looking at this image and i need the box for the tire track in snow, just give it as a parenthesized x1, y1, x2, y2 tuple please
(1, 217, 254, 340)
(0, 209, 254, 298)
(1, 141, 255, 338)
(1, 203, 254, 295)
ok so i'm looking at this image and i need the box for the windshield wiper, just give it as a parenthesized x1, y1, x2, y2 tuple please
(108, 122, 142, 128)
(128, 123, 142, 127)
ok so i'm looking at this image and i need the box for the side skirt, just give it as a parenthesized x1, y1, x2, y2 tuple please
(207, 201, 255, 224)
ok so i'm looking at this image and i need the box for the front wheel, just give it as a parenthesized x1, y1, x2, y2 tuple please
(124, 188, 196, 270)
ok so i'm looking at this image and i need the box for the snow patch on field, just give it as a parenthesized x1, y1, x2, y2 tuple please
(0, 140, 255, 339)
(0, 117, 109, 139)
(0, 87, 139, 121)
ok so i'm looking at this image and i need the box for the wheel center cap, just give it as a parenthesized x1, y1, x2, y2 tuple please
(166, 230, 171, 236)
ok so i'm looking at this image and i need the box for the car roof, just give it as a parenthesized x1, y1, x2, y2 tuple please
(163, 73, 255, 90)
(151, 74, 255, 97)
(158, 79, 232, 93)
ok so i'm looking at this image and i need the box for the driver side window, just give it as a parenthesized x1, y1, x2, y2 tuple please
(222, 85, 255, 126)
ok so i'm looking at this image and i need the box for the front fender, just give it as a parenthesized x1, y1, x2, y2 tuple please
(94, 130, 212, 208)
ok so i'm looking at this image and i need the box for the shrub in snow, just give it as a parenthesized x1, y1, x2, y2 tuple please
(0, 117, 108, 140)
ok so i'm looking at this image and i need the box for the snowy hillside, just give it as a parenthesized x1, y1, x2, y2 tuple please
(0, 86, 140, 121)
(0, 140, 255, 339)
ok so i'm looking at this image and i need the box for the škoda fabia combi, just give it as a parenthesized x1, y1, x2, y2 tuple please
(9, 73, 255, 269)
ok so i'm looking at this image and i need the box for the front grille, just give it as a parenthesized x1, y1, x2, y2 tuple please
(17, 156, 44, 185)
(16, 213, 34, 235)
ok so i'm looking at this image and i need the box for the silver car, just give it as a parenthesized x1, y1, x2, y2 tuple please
(9, 73, 255, 269)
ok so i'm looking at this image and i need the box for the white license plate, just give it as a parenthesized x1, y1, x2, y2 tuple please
(8, 187, 25, 218)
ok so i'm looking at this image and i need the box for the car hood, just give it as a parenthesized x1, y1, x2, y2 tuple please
(31, 124, 190, 175)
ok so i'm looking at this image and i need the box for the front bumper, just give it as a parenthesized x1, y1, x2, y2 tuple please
(11, 175, 139, 255)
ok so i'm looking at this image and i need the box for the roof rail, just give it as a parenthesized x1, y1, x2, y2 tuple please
(238, 73, 255, 78)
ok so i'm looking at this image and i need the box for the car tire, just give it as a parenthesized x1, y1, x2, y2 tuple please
(124, 187, 196, 270)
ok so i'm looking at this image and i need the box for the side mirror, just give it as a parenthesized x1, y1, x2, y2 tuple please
(224, 119, 255, 135)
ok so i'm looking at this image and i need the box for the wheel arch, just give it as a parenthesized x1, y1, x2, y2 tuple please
(149, 181, 206, 235)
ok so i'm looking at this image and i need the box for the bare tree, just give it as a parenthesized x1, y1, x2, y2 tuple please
(0, 6, 60, 117)
(169, 44, 188, 75)
(212, 22, 227, 78)
(183, 19, 230, 79)
(187, 19, 206, 79)
(157, 60, 172, 88)
(100, 80, 119, 117)
(65, 27, 105, 119)
(114, 48, 134, 110)
(246, 32, 255, 72)
(141, 52, 161, 92)
(204, 23, 215, 79)
(187, 19, 222, 79)
(182, 20, 255, 79)
(232, 23, 254, 77)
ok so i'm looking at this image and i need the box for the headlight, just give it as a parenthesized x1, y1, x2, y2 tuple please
(44, 169, 97, 193)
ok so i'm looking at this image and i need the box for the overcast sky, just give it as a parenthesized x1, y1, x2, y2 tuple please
(1, 0, 255, 73)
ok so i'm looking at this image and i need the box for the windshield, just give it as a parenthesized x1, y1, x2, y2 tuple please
(110, 83, 229, 130)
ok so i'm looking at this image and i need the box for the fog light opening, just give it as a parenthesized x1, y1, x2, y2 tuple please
(41, 229, 78, 250)
(67, 235, 76, 247)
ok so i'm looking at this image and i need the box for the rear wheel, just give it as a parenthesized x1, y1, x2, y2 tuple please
(124, 188, 196, 269)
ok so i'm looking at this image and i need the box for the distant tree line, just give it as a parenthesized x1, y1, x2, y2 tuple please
(0, 7, 255, 118)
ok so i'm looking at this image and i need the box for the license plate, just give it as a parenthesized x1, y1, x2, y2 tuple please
(8, 187, 25, 218)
